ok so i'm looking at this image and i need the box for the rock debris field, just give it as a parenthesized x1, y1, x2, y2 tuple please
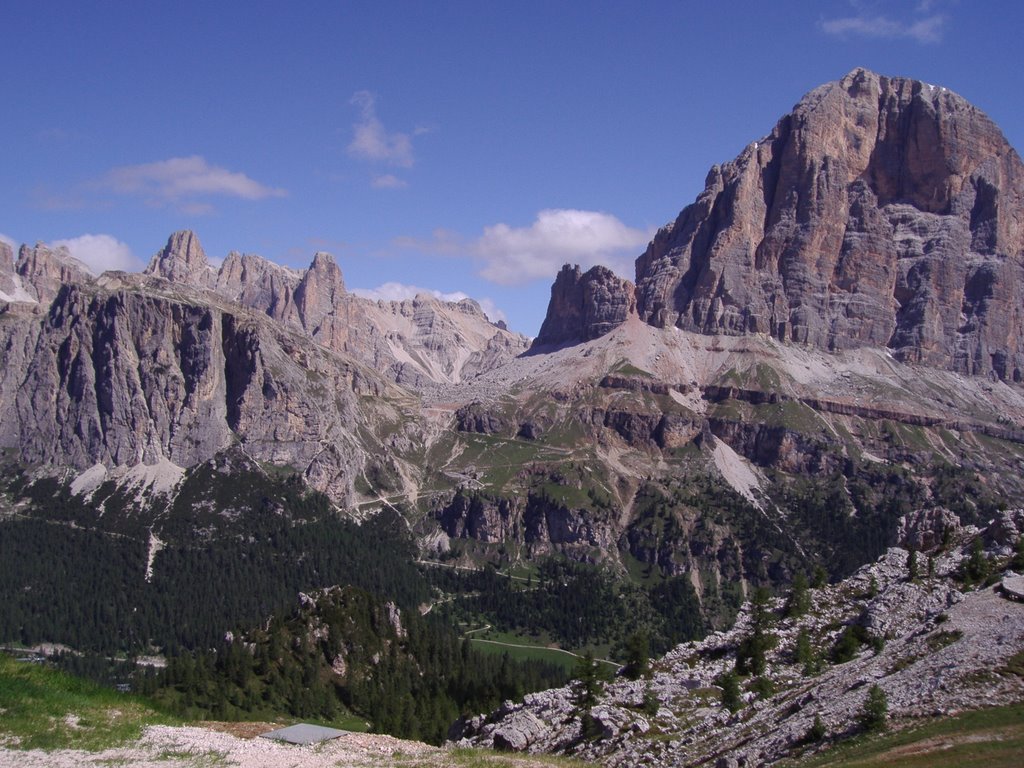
(0, 723, 570, 768)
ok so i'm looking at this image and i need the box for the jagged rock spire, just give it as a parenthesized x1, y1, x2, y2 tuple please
(146, 230, 212, 287)
(532, 264, 636, 348)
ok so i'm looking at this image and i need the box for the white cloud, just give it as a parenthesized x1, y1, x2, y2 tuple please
(821, 12, 946, 43)
(474, 209, 652, 285)
(0, 233, 16, 253)
(350, 281, 507, 323)
(50, 234, 141, 274)
(99, 156, 286, 212)
(347, 91, 416, 168)
(372, 174, 409, 190)
(352, 281, 468, 304)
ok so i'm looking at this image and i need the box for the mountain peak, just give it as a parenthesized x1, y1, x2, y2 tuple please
(632, 70, 1024, 380)
(532, 263, 636, 349)
(295, 250, 345, 330)
(146, 230, 212, 286)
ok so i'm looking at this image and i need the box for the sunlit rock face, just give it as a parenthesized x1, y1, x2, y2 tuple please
(634, 68, 1024, 381)
(533, 264, 637, 348)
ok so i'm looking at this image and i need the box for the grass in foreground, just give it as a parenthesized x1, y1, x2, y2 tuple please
(0, 653, 179, 750)
(789, 703, 1024, 768)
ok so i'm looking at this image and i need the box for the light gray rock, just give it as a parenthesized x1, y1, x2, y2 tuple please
(492, 710, 547, 752)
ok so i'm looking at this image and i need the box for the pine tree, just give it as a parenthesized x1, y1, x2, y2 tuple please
(859, 684, 888, 731)
(811, 564, 829, 589)
(623, 631, 651, 680)
(641, 682, 659, 715)
(907, 549, 919, 582)
(806, 713, 826, 742)
(794, 627, 813, 670)
(785, 573, 810, 618)
(965, 537, 990, 584)
(737, 587, 775, 676)
(571, 651, 603, 713)
(717, 670, 742, 713)
(866, 575, 879, 598)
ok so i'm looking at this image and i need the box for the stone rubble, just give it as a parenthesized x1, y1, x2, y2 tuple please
(457, 517, 1024, 766)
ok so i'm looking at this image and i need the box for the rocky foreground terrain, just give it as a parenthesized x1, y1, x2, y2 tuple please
(458, 510, 1024, 766)
(0, 724, 577, 768)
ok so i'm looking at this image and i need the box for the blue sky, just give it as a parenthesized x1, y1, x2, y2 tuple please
(2, 1, 1022, 335)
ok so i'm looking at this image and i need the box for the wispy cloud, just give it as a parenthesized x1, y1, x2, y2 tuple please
(97, 156, 286, 213)
(348, 91, 417, 167)
(0, 233, 16, 254)
(371, 174, 409, 190)
(473, 209, 652, 286)
(821, 3, 947, 44)
(50, 234, 141, 274)
(350, 281, 507, 323)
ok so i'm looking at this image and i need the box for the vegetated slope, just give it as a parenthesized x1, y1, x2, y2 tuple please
(457, 511, 1024, 767)
(0, 450, 430, 654)
(144, 584, 569, 746)
(0, 654, 586, 768)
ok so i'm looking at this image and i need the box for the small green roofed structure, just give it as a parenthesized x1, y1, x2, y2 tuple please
(259, 723, 348, 745)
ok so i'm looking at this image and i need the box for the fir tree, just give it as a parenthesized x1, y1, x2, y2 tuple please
(623, 631, 651, 680)
(785, 572, 810, 618)
(717, 669, 742, 713)
(859, 684, 888, 732)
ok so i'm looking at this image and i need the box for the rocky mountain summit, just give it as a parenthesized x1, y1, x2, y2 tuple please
(537, 69, 1024, 381)
(457, 513, 1024, 766)
(533, 264, 636, 348)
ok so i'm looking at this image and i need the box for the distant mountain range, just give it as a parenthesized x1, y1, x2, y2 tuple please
(1, 70, 1023, 758)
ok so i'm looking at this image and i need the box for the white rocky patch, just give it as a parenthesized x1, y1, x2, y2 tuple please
(69, 464, 108, 497)
(122, 457, 185, 498)
(144, 530, 164, 582)
(711, 436, 764, 509)
(0, 275, 38, 304)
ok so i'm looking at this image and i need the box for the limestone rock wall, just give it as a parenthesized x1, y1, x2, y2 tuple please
(632, 68, 1024, 380)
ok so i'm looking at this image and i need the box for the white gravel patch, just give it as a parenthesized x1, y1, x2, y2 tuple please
(0, 725, 444, 767)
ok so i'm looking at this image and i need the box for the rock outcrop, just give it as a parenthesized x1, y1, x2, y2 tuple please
(633, 68, 1024, 380)
(214, 250, 302, 326)
(0, 279, 386, 502)
(14, 243, 94, 304)
(459, 531, 1024, 766)
(533, 264, 636, 348)
(145, 230, 213, 287)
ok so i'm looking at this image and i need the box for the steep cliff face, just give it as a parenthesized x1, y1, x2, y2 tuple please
(533, 264, 636, 348)
(633, 68, 1024, 380)
(0, 278, 385, 502)
(0, 228, 531, 502)
(14, 243, 94, 304)
(214, 250, 302, 326)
